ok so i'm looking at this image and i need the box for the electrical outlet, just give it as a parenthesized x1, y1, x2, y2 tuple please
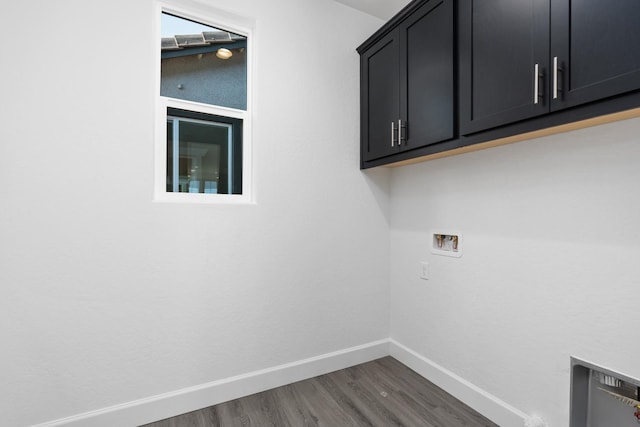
(420, 262, 429, 280)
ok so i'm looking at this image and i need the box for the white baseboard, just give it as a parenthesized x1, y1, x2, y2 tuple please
(389, 339, 527, 427)
(33, 339, 530, 427)
(33, 339, 390, 427)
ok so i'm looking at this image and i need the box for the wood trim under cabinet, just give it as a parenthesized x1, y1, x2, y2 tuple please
(384, 107, 640, 168)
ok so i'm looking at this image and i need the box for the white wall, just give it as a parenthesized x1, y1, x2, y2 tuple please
(8, 1, 638, 426)
(390, 117, 640, 426)
(0, 1, 390, 425)
(334, 0, 412, 20)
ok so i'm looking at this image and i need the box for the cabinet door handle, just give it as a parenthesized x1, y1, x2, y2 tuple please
(398, 119, 408, 145)
(534, 63, 540, 104)
(391, 121, 396, 147)
(553, 56, 559, 99)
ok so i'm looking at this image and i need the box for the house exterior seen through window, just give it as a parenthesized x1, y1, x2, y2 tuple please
(157, 11, 249, 200)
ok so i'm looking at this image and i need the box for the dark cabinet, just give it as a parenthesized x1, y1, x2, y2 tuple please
(359, 0, 454, 163)
(459, 0, 549, 134)
(360, 32, 400, 161)
(460, 0, 640, 135)
(359, 0, 640, 169)
(550, 0, 640, 111)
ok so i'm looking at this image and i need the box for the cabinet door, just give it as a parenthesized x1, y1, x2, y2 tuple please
(550, 0, 640, 111)
(361, 31, 400, 162)
(399, 0, 454, 150)
(459, 0, 549, 134)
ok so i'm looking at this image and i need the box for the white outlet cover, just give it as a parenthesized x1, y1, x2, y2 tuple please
(420, 261, 429, 280)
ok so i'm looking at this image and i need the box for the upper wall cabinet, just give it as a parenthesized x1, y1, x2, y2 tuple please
(358, 0, 454, 164)
(359, 0, 640, 168)
(359, 30, 400, 161)
(550, 0, 640, 111)
(460, 0, 640, 135)
(459, 0, 549, 134)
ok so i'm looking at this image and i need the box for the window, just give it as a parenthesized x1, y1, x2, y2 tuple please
(155, 5, 251, 203)
(166, 108, 243, 194)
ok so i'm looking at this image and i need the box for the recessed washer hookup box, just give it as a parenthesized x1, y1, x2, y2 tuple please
(570, 357, 640, 427)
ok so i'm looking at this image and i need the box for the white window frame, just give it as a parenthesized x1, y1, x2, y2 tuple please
(154, 1, 253, 204)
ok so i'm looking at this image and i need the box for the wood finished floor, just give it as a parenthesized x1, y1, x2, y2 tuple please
(141, 357, 498, 427)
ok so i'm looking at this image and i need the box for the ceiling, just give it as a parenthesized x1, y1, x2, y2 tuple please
(333, 0, 412, 20)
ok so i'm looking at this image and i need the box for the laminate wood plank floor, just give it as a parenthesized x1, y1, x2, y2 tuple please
(141, 357, 499, 427)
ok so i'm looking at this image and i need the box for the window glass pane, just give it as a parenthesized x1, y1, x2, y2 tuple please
(161, 13, 247, 110)
(167, 115, 236, 194)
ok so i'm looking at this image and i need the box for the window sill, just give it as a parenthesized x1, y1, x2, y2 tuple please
(153, 192, 254, 205)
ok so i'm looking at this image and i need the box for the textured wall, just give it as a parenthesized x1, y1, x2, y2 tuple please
(9, 1, 633, 426)
(0, 0, 388, 425)
(334, 0, 412, 19)
(389, 117, 640, 426)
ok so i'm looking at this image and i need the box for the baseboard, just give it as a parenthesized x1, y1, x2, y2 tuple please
(33, 339, 390, 427)
(32, 339, 531, 427)
(389, 339, 528, 427)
